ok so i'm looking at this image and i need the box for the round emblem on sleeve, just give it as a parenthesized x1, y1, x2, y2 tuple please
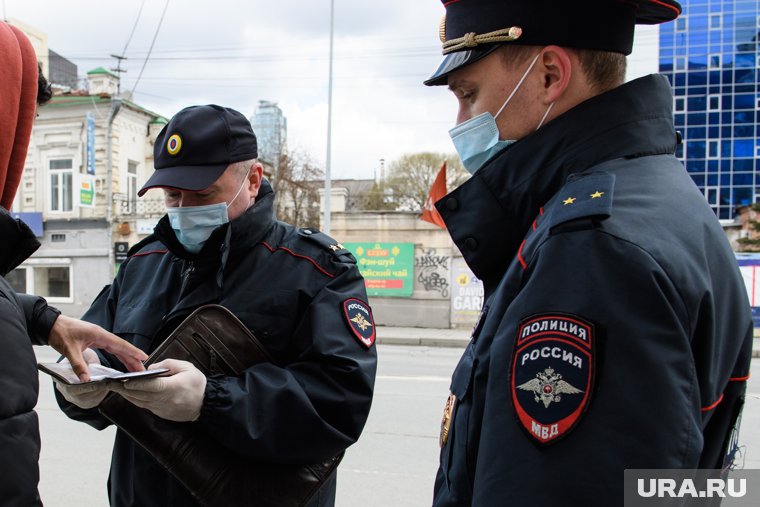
(342, 298, 375, 349)
(167, 134, 182, 155)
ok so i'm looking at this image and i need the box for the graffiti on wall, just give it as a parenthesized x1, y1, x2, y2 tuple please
(415, 248, 450, 298)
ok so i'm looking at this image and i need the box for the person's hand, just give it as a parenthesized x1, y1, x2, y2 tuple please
(47, 315, 148, 382)
(110, 359, 206, 422)
(54, 349, 111, 409)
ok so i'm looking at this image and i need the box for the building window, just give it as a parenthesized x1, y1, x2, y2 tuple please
(51, 233, 66, 242)
(675, 56, 687, 70)
(706, 187, 719, 206)
(709, 54, 721, 69)
(676, 16, 687, 32)
(710, 14, 721, 29)
(709, 141, 720, 159)
(708, 94, 720, 111)
(49, 158, 73, 212)
(126, 161, 138, 214)
(675, 97, 685, 112)
(7, 262, 72, 302)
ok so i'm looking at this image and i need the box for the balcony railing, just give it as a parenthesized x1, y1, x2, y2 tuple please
(113, 193, 166, 218)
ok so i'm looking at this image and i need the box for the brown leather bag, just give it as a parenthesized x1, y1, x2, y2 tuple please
(99, 304, 342, 507)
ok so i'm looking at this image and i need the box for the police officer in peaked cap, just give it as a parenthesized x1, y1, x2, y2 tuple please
(425, 1, 753, 505)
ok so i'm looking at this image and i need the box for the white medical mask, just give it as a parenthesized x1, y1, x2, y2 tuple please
(167, 169, 249, 253)
(449, 51, 554, 174)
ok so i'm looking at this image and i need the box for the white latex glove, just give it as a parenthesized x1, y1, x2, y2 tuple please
(110, 359, 206, 422)
(54, 349, 111, 409)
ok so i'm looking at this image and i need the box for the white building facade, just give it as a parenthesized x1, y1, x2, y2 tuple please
(9, 69, 167, 316)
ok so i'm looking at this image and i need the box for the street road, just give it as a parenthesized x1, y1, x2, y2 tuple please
(35, 346, 760, 506)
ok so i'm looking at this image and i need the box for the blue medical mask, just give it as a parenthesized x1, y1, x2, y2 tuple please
(449, 51, 553, 175)
(166, 169, 249, 253)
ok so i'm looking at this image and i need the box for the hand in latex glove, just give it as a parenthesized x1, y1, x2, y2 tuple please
(55, 349, 111, 409)
(110, 359, 206, 422)
(48, 315, 147, 382)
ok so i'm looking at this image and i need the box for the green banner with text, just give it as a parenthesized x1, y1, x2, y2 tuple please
(344, 242, 414, 297)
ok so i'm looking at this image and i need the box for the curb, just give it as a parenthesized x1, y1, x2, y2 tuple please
(377, 336, 469, 348)
(378, 336, 760, 356)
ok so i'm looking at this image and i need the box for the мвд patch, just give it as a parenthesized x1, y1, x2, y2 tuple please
(511, 313, 595, 445)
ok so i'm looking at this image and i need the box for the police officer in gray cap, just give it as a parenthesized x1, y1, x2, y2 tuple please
(425, 1, 752, 505)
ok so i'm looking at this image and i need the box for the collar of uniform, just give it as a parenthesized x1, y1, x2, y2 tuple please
(228, 178, 276, 247)
(0, 208, 40, 276)
(438, 74, 677, 291)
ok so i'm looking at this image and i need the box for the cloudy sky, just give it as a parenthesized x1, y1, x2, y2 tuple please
(4, 0, 660, 180)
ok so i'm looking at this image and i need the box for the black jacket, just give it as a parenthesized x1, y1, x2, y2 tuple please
(432, 75, 753, 506)
(56, 182, 377, 507)
(0, 208, 61, 506)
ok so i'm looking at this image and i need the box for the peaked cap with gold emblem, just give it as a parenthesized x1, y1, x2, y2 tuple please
(424, 0, 682, 86)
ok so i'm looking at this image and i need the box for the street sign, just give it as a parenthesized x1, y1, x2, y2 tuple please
(114, 242, 129, 263)
(86, 112, 96, 175)
(344, 242, 414, 297)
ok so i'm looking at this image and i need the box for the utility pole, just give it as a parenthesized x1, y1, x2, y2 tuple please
(106, 98, 123, 275)
(324, 0, 334, 234)
(110, 54, 127, 95)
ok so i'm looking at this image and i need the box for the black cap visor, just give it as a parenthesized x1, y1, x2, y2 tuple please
(424, 45, 500, 86)
(635, 0, 682, 24)
(137, 163, 228, 197)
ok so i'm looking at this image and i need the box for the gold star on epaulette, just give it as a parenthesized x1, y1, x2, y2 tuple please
(590, 191, 605, 199)
(329, 243, 345, 252)
(563, 197, 576, 205)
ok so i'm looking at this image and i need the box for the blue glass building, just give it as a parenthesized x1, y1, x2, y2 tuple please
(659, 0, 759, 220)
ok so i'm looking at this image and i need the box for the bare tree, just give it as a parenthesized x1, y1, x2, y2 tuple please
(270, 149, 324, 228)
(383, 152, 468, 211)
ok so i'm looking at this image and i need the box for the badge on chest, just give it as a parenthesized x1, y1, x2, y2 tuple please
(510, 313, 596, 445)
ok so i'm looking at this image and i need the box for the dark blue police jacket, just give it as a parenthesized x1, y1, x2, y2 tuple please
(56, 181, 377, 507)
(433, 74, 753, 506)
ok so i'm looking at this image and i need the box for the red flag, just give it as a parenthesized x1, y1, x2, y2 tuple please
(420, 162, 447, 229)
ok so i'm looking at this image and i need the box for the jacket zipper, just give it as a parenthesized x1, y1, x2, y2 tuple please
(179, 261, 195, 299)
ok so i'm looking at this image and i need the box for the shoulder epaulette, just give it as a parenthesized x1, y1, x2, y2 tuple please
(549, 172, 615, 233)
(297, 227, 355, 262)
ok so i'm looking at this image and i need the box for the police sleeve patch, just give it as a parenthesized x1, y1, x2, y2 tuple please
(342, 298, 376, 349)
(510, 313, 595, 445)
